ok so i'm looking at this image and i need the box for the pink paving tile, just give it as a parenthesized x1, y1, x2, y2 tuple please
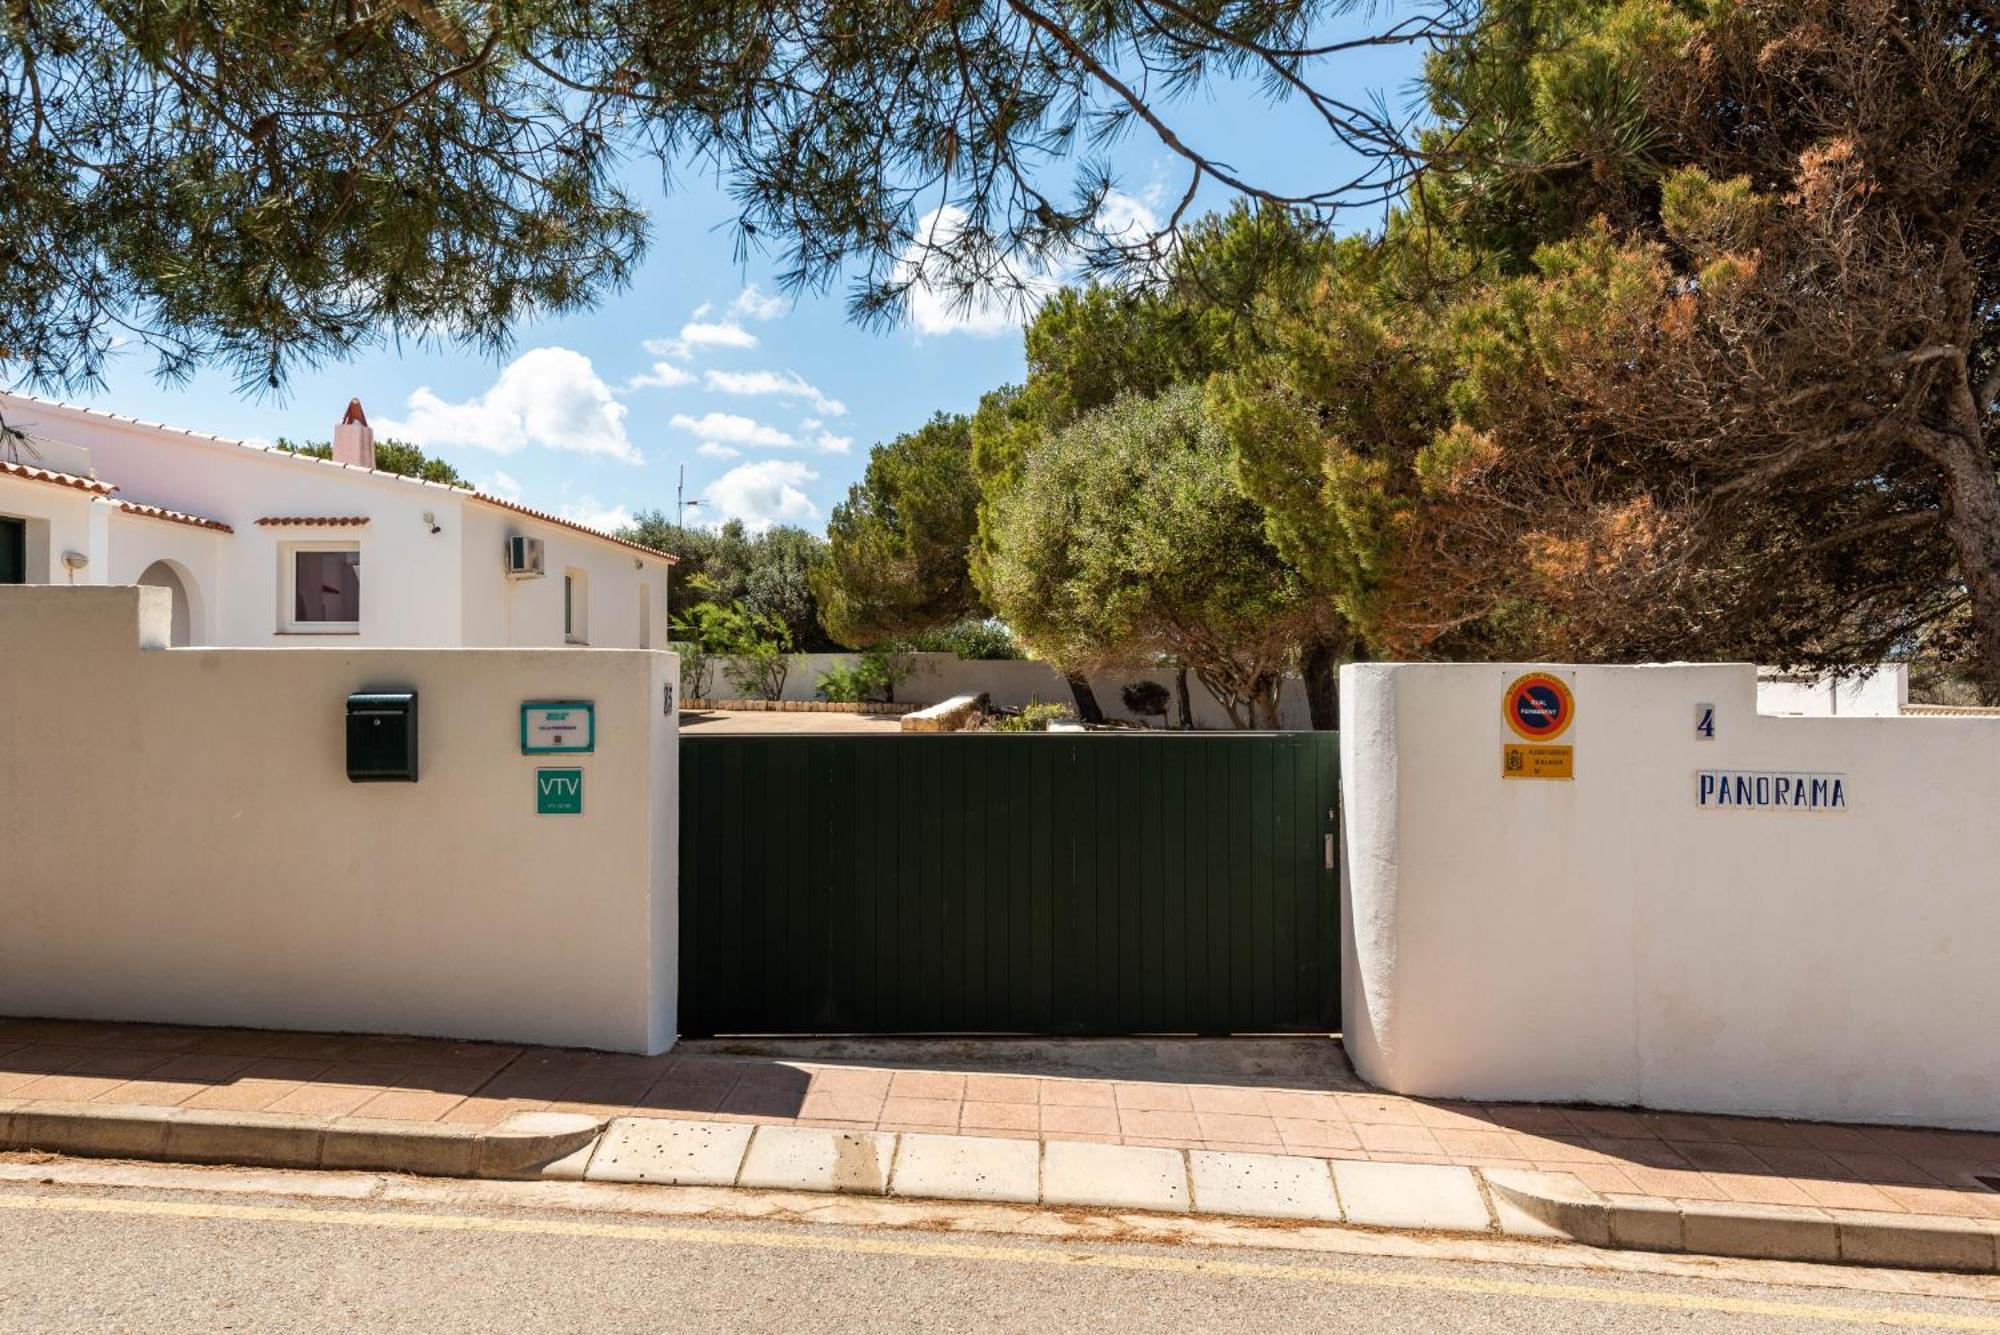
(963, 1075, 1039, 1105)
(12, 1073, 139, 1102)
(477, 1070, 576, 1102)
(1793, 1122, 1888, 1154)
(880, 1096, 960, 1128)
(1187, 1086, 1272, 1116)
(0, 1045, 99, 1076)
(1590, 1137, 1692, 1170)
(265, 1033, 373, 1062)
(1621, 1166, 1730, 1201)
(181, 1079, 308, 1113)
(1335, 1094, 1431, 1127)
(1038, 1079, 1116, 1108)
(1747, 1145, 1849, 1180)
(437, 1095, 548, 1127)
(90, 1081, 210, 1107)
(1119, 1108, 1202, 1141)
(1261, 1090, 1345, 1120)
(797, 1118, 878, 1131)
(97, 1026, 208, 1053)
(264, 1082, 379, 1118)
(370, 1064, 489, 1098)
(798, 1091, 885, 1123)
(1639, 1112, 1736, 1142)
(887, 1071, 966, 1101)
(1413, 1102, 1504, 1133)
(659, 1058, 747, 1089)
(1713, 1118, 1807, 1149)
(1829, 1151, 1942, 1186)
(1563, 1108, 1657, 1139)
(1566, 1163, 1642, 1194)
(561, 1075, 660, 1107)
(717, 1085, 808, 1119)
(1040, 1104, 1121, 1138)
(1877, 1185, 2000, 1219)
(50, 1049, 178, 1080)
(350, 1089, 466, 1122)
(1195, 1113, 1284, 1146)
(1276, 1119, 1363, 1153)
(312, 1062, 415, 1089)
(1710, 1172, 1818, 1207)
(1510, 1134, 1604, 1164)
(1668, 1141, 1773, 1175)
(633, 1083, 728, 1116)
(962, 1101, 1040, 1132)
(1354, 1123, 1443, 1156)
(1124, 1137, 1201, 1149)
(1480, 1105, 1580, 1135)
(1796, 1177, 1905, 1212)
(188, 1030, 299, 1059)
(809, 1068, 893, 1100)
(1114, 1083, 1193, 1113)
(238, 1057, 334, 1083)
(1430, 1129, 1522, 1160)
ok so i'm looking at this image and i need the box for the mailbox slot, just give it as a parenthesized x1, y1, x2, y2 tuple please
(347, 692, 419, 782)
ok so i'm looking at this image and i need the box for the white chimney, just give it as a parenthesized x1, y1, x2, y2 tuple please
(333, 397, 375, 469)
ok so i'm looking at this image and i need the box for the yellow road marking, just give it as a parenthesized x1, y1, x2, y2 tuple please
(1, 1191, 1997, 1330)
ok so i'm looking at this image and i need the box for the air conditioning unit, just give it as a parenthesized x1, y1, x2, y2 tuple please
(504, 535, 546, 579)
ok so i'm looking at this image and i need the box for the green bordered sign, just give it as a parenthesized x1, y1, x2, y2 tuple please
(536, 767, 583, 815)
(521, 700, 594, 754)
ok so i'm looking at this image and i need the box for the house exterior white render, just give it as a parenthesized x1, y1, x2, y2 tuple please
(0, 392, 674, 648)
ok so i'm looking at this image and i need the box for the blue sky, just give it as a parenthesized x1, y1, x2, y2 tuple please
(70, 35, 1426, 536)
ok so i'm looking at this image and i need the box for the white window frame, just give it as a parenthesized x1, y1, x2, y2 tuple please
(281, 540, 362, 634)
(564, 567, 589, 645)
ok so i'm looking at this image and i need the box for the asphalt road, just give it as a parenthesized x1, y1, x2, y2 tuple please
(4, 1176, 2000, 1334)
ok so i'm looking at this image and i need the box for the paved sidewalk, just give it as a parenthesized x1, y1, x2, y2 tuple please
(3, 1018, 1998, 1227)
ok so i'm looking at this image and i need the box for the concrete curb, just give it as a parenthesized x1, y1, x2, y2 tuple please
(1486, 1169, 2000, 1274)
(0, 1099, 600, 1181)
(8, 1097, 1997, 1273)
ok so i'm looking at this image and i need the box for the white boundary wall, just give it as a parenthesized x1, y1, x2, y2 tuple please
(1340, 661, 2000, 1130)
(0, 586, 679, 1053)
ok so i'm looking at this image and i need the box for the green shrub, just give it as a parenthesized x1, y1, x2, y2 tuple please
(1121, 680, 1172, 720)
(988, 700, 1075, 732)
(815, 645, 918, 703)
(902, 619, 1022, 660)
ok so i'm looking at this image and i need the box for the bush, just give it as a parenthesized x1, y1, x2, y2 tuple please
(676, 597, 794, 701)
(1121, 680, 1172, 721)
(815, 645, 919, 703)
(988, 700, 1075, 732)
(902, 619, 1022, 660)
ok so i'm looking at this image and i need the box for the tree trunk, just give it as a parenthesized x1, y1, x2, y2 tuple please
(1300, 634, 1340, 731)
(1930, 428, 2000, 704)
(1174, 664, 1195, 730)
(1064, 671, 1106, 724)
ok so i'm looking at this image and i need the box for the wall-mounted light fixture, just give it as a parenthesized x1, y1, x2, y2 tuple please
(422, 511, 442, 535)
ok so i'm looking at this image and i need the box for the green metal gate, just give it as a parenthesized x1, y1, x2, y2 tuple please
(678, 731, 1340, 1037)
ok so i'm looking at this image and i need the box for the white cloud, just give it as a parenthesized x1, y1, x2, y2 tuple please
(624, 361, 695, 392)
(668, 411, 794, 449)
(644, 319, 758, 361)
(730, 284, 787, 321)
(379, 348, 639, 463)
(899, 191, 1163, 338)
(561, 496, 636, 533)
(701, 369, 847, 417)
(705, 460, 819, 533)
(696, 441, 742, 460)
(484, 470, 522, 501)
(811, 431, 853, 455)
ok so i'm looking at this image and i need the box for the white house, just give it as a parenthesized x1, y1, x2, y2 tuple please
(0, 392, 675, 648)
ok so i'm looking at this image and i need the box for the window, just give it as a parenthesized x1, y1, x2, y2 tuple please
(638, 582, 653, 649)
(0, 516, 23, 585)
(284, 543, 360, 632)
(564, 568, 588, 644)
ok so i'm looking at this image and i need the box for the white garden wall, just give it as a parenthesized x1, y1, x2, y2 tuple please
(1340, 661, 2000, 1130)
(0, 586, 680, 1053)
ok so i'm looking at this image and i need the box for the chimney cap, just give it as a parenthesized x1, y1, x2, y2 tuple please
(342, 398, 368, 427)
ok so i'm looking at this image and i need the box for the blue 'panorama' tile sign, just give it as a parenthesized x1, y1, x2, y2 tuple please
(1696, 770, 1848, 811)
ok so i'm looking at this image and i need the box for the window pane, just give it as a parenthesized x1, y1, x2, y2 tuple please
(294, 550, 359, 623)
(564, 575, 574, 635)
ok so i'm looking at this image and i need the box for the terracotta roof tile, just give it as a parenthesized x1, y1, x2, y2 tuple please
(469, 492, 678, 564)
(114, 499, 233, 534)
(0, 458, 115, 496)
